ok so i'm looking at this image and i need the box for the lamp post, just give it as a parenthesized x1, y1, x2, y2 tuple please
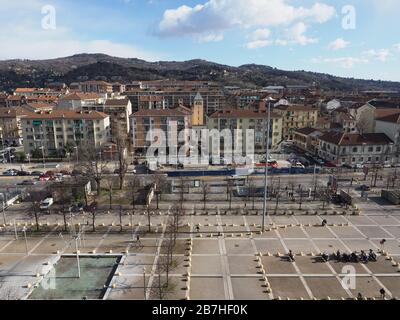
(143, 266, 146, 300)
(22, 226, 28, 254)
(74, 235, 81, 278)
(262, 97, 275, 232)
(74, 146, 79, 164)
(40, 146, 45, 169)
(1, 197, 6, 225)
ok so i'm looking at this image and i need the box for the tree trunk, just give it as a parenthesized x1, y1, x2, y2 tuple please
(63, 211, 67, 232)
(34, 207, 39, 232)
(119, 205, 123, 232)
(92, 212, 96, 232)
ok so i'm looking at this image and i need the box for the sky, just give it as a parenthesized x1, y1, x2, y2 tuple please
(0, 0, 400, 81)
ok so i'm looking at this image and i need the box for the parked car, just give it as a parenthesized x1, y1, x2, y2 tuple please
(40, 198, 54, 210)
(17, 180, 37, 186)
(357, 185, 370, 191)
(31, 171, 43, 176)
(39, 174, 51, 181)
(17, 171, 31, 176)
(2, 169, 17, 176)
(71, 169, 83, 176)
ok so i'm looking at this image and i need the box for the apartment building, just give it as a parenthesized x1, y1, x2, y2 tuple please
(274, 104, 318, 140)
(0, 107, 28, 145)
(208, 109, 283, 153)
(79, 81, 113, 94)
(318, 132, 394, 166)
(293, 127, 323, 154)
(21, 110, 110, 156)
(130, 108, 191, 155)
(125, 87, 226, 114)
(375, 112, 400, 162)
(0, 93, 7, 108)
(102, 98, 132, 140)
(56, 92, 105, 110)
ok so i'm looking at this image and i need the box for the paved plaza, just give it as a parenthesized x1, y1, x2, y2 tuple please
(1, 202, 400, 300)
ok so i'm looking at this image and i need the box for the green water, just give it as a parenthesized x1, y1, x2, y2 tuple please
(29, 256, 120, 300)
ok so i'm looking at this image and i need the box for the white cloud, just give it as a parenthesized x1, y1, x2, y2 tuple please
(157, 0, 335, 38)
(0, 0, 160, 61)
(328, 38, 349, 51)
(245, 28, 272, 49)
(364, 49, 391, 62)
(393, 43, 400, 52)
(312, 57, 369, 68)
(246, 40, 273, 49)
(285, 22, 318, 46)
(196, 33, 224, 43)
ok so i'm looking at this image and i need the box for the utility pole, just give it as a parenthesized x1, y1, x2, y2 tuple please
(262, 98, 274, 232)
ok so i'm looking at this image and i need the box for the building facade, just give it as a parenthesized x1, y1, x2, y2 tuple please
(21, 110, 110, 156)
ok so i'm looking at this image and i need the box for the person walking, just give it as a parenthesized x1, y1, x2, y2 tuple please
(380, 239, 386, 252)
(380, 288, 386, 300)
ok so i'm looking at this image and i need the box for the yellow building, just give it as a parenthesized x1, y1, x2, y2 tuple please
(192, 92, 205, 126)
(275, 104, 318, 140)
(208, 109, 283, 153)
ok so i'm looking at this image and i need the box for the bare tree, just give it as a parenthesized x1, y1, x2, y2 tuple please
(87, 198, 98, 232)
(105, 176, 118, 210)
(225, 178, 234, 210)
(128, 175, 140, 212)
(200, 181, 210, 210)
(53, 184, 73, 232)
(25, 189, 47, 232)
(115, 133, 129, 190)
(152, 175, 169, 210)
(78, 145, 109, 195)
(247, 179, 258, 210)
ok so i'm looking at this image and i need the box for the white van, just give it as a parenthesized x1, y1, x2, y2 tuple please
(40, 198, 54, 210)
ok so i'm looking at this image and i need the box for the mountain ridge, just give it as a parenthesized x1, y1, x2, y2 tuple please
(0, 53, 399, 92)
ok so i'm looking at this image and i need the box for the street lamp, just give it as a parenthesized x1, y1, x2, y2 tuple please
(74, 235, 81, 278)
(74, 146, 79, 164)
(143, 266, 146, 300)
(1, 195, 6, 225)
(40, 146, 46, 169)
(262, 97, 275, 232)
(22, 226, 28, 254)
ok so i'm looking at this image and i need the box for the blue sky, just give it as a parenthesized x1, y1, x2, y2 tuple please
(1, 0, 400, 81)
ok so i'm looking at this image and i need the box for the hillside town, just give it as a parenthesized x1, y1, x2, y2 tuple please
(0, 80, 399, 169)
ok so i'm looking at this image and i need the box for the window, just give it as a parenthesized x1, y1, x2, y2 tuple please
(368, 147, 373, 152)
(352, 147, 358, 153)
(352, 158, 356, 163)
(376, 146, 382, 152)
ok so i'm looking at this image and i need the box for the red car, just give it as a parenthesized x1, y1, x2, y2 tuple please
(39, 174, 51, 181)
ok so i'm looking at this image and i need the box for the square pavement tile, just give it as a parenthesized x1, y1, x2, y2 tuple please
(364, 257, 399, 274)
(346, 216, 376, 226)
(356, 226, 393, 239)
(295, 256, 333, 275)
(305, 277, 350, 300)
(269, 277, 310, 300)
(261, 256, 297, 275)
(282, 239, 315, 253)
(231, 277, 270, 300)
(276, 227, 307, 239)
(381, 226, 400, 238)
(348, 276, 382, 299)
(303, 226, 335, 238)
(343, 240, 377, 252)
(329, 226, 364, 239)
(228, 256, 258, 275)
(371, 240, 400, 255)
(191, 256, 222, 275)
(190, 277, 226, 300)
(225, 239, 256, 255)
(377, 277, 400, 299)
(192, 239, 221, 254)
(313, 240, 348, 253)
(368, 215, 400, 226)
(254, 239, 285, 254)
